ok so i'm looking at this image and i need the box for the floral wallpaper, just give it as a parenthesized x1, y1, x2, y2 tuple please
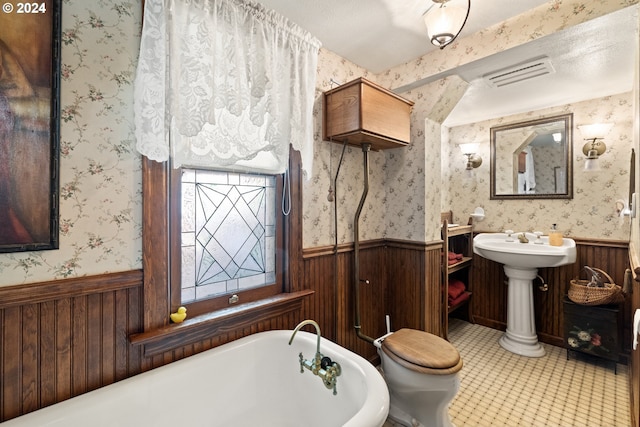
(0, 0, 636, 287)
(386, 76, 468, 243)
(376, 0, 636, 244)
(302, 49, 381, 248)
(0, 1, 142, 286)
(445, 92, 633, 240)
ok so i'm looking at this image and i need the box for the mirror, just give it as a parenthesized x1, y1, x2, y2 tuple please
(490, 113, 573, 200)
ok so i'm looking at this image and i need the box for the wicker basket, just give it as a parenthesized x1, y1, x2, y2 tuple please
(568, 267, 624, 306)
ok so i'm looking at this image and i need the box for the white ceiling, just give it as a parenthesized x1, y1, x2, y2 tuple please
(255, 0, 638, 126)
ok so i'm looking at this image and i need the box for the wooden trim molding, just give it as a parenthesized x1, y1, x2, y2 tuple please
(0, 270, 142, 309)
(572, 237, 629, 248)
(302, 239, 386, 258)
(130, 289, 314, 357)
(142, 158, 171, 331)
(385, 238, 442, 251)
(630, 240, 640, 281)
(302, 238, 441, 259)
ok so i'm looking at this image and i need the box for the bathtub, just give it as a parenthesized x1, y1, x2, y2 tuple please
(2, 329, 389, 427)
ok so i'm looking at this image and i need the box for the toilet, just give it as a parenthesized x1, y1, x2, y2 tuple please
(374, 328, 463, 427)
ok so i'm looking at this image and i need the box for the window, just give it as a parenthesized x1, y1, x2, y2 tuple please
(135, 0, 313, 338)
(136, 149, 306, 350)
(177, 168, 279, 306)
(170, 167, 285, 317)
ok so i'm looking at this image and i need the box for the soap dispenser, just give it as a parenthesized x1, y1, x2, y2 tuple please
(548, 224, 563, 246)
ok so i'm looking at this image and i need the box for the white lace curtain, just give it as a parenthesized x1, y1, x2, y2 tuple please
(134, 0, 321, 175)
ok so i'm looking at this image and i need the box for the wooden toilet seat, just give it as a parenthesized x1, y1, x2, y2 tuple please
(381, 328, 463, 375)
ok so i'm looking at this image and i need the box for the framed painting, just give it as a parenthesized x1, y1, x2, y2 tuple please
(0, 0, 61, 252)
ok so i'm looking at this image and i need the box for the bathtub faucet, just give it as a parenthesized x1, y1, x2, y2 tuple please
(289, 319, 342, 395)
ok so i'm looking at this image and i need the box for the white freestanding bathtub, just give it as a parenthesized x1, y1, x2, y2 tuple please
(2, 330, 389, 427)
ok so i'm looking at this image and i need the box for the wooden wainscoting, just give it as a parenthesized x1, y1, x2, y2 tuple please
(386, 239, 443, 336)
(4, 236, 626, 423)
(471, 237, 631, 354)
(301, 239, 442, 363)
(302, 241, 388, 363)
(0, 271, 308, 423)
(1, 240, 423, 423)
(0, 271, 144, 422)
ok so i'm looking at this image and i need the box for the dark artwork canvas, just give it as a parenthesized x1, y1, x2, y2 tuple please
(0, 0, 60, 252)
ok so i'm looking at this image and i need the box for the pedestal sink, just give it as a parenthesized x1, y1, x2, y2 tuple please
(474, 232, 576, 357)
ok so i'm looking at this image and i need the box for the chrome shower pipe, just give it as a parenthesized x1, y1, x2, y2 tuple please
(354, 143, 374, 344)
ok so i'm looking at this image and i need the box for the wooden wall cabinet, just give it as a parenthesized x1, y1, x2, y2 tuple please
(442, 214, 474, 339)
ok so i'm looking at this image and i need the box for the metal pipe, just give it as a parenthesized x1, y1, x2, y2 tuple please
(332, 140, 348, 339)
(289, 319, 322, 356)
(536, 274, 548, 291)
(354, 143, 374, 343)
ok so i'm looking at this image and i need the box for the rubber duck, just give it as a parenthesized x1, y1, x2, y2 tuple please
(170, 306, 187, 323)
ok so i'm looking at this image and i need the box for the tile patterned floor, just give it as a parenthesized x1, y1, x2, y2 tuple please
(384, 319, 630, 427)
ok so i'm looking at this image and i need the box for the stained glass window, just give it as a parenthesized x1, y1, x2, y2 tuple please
(180, 169, 276, 303)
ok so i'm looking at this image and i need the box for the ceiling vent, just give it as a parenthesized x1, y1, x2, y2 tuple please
(483, 57, 555, 88)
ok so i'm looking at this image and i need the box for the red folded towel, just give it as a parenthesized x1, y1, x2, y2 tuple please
(448, 279, 466, 300)
(447, 251, 463, 261)
(449, 290, 471, 307)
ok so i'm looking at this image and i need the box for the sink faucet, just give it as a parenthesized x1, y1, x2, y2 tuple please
(289, 319, 342, 395)
(505, 230, 515, 242)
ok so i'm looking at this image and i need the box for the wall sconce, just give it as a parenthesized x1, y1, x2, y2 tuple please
(552, 132, 562, 143)
(578, 123, 614, 171)
(459, 143, 482, 170)
(423, 0, 471, 49)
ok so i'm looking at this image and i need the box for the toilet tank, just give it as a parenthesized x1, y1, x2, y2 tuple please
(323, 77, 414, 151)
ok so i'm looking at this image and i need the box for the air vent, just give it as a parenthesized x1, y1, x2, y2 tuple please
(484, 57, 555, 88)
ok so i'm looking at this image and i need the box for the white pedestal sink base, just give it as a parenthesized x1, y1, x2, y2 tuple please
(500, 266, 545, 358)
(473, 232, 577, 358)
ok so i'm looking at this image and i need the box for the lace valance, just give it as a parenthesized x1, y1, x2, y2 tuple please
(134, 0, 320, 176)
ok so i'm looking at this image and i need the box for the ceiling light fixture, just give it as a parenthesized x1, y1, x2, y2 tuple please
(423, 0, 471, 49)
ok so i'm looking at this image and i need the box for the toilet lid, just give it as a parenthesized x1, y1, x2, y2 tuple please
(381, 328, 463, 375)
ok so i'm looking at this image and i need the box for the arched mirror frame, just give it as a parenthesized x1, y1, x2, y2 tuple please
(490, 113, 573, 200)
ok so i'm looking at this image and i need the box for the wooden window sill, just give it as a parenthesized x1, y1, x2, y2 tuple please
(130, 290, 314, 357)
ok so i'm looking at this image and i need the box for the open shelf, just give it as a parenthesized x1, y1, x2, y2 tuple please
(441, 211, 474, 339)
(446, 257, 472, 274)
(448, 291, 473, 314)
